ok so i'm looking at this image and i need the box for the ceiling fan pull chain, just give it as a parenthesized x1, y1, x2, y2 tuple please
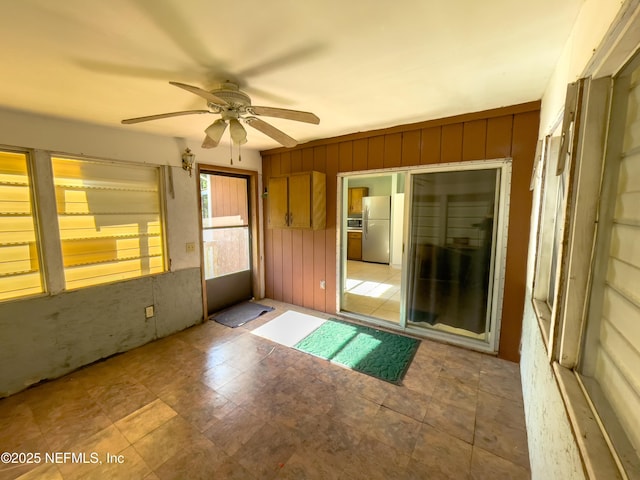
(239, 143, 242, 163)
(229, 141, 233, 165)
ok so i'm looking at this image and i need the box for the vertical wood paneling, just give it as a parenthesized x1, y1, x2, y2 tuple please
(325, 143, 339, 313)
(421, 126, 441, 164)
(353, 138, 368, 171)
(280, 151, 291, 174)
(281, 229, 293, 303)
(302, 148, 314, 171)
(302, 230, 315, 308)
(263, 156, 274, 299)
(441, 124, 463, 162)
(339, 142, 353, 172)
(314, 146, 327, 173)
(383, 133, 402, 168)
(291, 150, 302, 173)
(486, 115, 514, 159)
(499, 110, 539, 361)
(462, 119, 487, 161)
(402, 130, 421, 166)
(291, 230, 304, 305)
(313, 229, 326, 311)
(272, 228, 283, 301)
(368, 136, 385, 170)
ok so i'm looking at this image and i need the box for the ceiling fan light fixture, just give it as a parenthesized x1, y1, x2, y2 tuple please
(229, 118, 247, 145)
(204, 119, 227, 145)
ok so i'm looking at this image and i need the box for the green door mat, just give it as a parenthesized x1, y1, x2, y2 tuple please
(294, 319, 420, 384)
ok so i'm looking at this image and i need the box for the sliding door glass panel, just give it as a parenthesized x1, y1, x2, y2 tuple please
(406, 168, 499, 341)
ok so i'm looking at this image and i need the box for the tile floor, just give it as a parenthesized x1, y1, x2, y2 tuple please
(0, 300, 530, 479)
(343, 260, 402, 323)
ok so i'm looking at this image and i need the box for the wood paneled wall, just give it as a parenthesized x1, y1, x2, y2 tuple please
(261, 101, 540, 362)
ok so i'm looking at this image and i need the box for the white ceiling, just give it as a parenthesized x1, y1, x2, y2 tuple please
(0, 0, 583, 151)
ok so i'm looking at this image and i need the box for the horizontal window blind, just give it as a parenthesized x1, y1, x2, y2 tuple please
(51, 157, 165, 289)
(0, 151, 42, 300)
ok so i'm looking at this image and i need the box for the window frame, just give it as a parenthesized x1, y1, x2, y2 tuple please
(0, 147, 169, 300)
(0, 147, 45, 301)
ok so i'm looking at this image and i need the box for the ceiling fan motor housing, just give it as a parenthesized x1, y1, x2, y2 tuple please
(208, 82, 251, 111)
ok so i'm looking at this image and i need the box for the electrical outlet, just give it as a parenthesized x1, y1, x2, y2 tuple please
(186, 242, 195, 253)
(320, 280, 326, 290)
(145, 306, 154, 318)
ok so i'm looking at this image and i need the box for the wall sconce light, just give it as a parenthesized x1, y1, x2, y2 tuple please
(182, 148, 195, 176)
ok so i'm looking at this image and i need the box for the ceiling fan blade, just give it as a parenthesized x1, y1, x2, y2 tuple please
(169, 81, 229, 106)
(204, 119, 227, 146)
(121, 110, 210, 124)
(248, 106, 320, 124)
(244, 117, 298, 148)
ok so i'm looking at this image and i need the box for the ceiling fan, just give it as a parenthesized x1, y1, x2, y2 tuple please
(122, 81, 320, 148)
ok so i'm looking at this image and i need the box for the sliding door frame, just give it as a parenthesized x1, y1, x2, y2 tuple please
(336, 158, 511, 353)
(402, 158, 511, 353)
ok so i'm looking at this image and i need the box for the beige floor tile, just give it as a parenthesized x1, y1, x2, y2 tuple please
(114, 399, 176, 444)
(412, 424, 473, 479)
(470, 446, 530, 480)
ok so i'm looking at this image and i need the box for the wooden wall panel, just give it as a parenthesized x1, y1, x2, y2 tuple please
(281, 230, 293, 304)
(368, 136, 385, 170)
(263, 156, 274, 299)
(487, 115, 514, 159)
(402, 130, 421, 166)
(383, 133, 402, 168)
(291, 231, 304, 305)
(325, 143, 339, 313)
(272, 229, 283, 301)
(261, 102, 540, 362)
(462, 120, 487, 161)
(353, 138, 368, 171)
(499, 110, 539, 361)
(302, 230, 315, 308)
(280, 151, 291, 174)
(302, 148, 314, 171)
(313, 229, 326, 311)
(291, 150, 302, 173)
(421, 126, 441, 164)
(339, 142, 353, 172)
(441, 124, 463, 162)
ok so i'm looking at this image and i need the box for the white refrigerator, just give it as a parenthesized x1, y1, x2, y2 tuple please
(362, 196, 391, 264)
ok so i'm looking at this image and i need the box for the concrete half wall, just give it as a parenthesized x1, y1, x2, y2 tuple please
(0, 268, 202, 397)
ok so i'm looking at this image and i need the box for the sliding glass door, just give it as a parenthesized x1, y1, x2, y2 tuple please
(404, 164, 507, 350)
(339, 160, 509, 352)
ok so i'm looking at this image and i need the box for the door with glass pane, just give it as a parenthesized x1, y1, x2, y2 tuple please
(200, 172, 252, 315)
(405, 166, 505, 348)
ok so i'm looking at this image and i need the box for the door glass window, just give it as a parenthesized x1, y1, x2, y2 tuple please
(200, 173, 250, 279)
(406, 168, 500, 342)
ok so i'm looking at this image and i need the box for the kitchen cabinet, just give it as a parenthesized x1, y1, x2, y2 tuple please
(347, 231, 362, 260)
(268, 171, 326, 230)
(348, 187, 369, 215)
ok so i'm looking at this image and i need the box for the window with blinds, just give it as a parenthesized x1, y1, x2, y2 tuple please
(0, 150, 42, 300)
(579, 55, 640, 477)
(51, 157, 165, 290)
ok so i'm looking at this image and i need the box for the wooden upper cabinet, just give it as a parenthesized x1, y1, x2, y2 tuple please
(268, 171, 326, 230)
(268, 176, 289, 228)
(348, 187, 369, 215)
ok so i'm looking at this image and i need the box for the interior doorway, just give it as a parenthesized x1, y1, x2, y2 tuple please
(199, 168, 258, 316)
